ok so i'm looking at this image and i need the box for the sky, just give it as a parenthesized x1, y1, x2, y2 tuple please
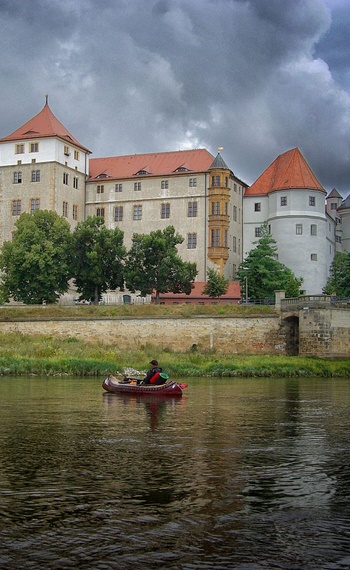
(1, 0, 350, 195)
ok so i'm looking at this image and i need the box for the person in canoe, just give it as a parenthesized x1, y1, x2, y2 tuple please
(138, 359, 166, 385)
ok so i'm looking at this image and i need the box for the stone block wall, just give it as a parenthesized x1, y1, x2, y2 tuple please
(299, 307, 350, 358)
(0, 314, 285, 355)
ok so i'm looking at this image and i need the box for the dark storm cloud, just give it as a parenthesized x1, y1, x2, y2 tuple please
(0, 0, 350, 195)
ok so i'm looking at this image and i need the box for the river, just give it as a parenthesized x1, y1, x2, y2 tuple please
(1, 376, 350, 569)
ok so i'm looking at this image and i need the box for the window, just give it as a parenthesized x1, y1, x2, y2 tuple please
(12, 199, 21, 216)
(233, 205, 237, 221)
(311, 253, 317, 261)
(63, 172, 69, 185)
(281, 196, 287, 206)
(224, 230, 228, 247)
(115, 183, 123, 192)
(74, 150, 79, 160)
(114, 206, 123, 221)
(232, 236, 237, 252)
(30, 198, 40, 213)
(15, 144, 24, 154)
(63, 201, 68, 217)
(212, 202, 220, 215)
(161, 180, 169, 189)
(134, 182, 141, 191)
(189, 178, 197, 187)
(133, 205, 142, 220)
(29, 142, 39, 153)
(73, 205, 78, 220)
(73, 177, 78, 189)
(224, 202, 228, 215)
(311, 224, 317, 236)
(309, 196, 315, 206)
(234, 183, 237, 192)
(97, 207, 105, 218)
(211, 229, 220, 247)
(254, 202, 261, 212)
(97, 184, 104, 193)
(64, 145, 70, 156)
(31, 170, 40, 182)
(296, 224, 303, 235)
(188, 201, 198, 217)
(187, 233, 197, 249)
(13, 171, 22, 184)
(212, 175, 220, 187)
(255, 227, 262, 237)
(161, 203, 170, 219)
(331, 202, 337, 210)
(225, 177, 229, 187)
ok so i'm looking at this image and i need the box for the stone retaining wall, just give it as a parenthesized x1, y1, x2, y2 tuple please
(0, 314, 284, 354)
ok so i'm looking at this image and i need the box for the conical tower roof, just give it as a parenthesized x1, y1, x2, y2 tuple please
(209, 151, 230, 170)
(245, 148, 325, 196)
(0, 97, 90, 152)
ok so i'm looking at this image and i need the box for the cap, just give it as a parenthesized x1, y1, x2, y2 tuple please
(150, 359, 158, 366)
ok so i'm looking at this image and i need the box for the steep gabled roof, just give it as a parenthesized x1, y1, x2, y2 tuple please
(338, 194, 350, 211)
(89, 149, 215, 181)
(327, 187, 342, 199)
(245, 148, 325, 196)
(0, 100, 90, 152)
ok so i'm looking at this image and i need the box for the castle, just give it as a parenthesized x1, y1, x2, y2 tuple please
(1, 99, 349, 296)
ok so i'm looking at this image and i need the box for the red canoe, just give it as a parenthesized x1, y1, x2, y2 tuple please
(102, 375, 186, 397)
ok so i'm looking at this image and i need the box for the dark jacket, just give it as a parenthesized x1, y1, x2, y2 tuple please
(143, 366, 162, 385)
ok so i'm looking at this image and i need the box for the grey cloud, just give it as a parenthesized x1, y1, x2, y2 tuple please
(0, 0, 350, 195)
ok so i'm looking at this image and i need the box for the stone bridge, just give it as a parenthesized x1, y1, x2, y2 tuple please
(278, 294, 350, 358)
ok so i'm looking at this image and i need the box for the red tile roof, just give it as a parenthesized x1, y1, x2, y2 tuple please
(245, 148, 325, 196)
(0, 102, 90, 152)
(89, 149, 215, 181)
(154, 281, 241, 300)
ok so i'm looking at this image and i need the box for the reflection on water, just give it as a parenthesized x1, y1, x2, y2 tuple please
(1, 376, 350, 569)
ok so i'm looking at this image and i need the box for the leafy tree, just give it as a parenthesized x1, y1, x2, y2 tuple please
(202, 267, 229, 298)
(0, 210, 72, 304)
(237, 221, 303, 301)
(124, 226, 197, 302)
(71, 216, 126, 304)
(323, 252, 350, 297)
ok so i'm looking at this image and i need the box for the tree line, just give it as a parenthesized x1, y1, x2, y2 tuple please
(0, 211, 197, 304)
(1, 212, 345, 305)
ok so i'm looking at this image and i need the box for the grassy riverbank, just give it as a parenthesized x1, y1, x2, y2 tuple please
(0, 332, 349, 378)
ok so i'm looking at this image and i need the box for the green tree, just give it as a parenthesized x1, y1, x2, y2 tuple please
(202, 267, 229, 298)
(323, 252, 350, 296)
(0, 210, 72, 304)
(124, 226, 197, 302)
(71, 216, 126, 304)
(237, 221, 302, 301)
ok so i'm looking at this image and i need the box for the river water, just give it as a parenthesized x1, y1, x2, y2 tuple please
(1, 376, 350, 569)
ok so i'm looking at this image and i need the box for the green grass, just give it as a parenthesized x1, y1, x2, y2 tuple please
(0, 332, 349, 377)
(0, 302, 276, 320)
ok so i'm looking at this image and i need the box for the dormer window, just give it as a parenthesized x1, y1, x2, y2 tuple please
(64, 145, 70, 156)
(175, 167, 188, 172)
(29, 142, 39, 153)
(136, 170, 148, 175)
